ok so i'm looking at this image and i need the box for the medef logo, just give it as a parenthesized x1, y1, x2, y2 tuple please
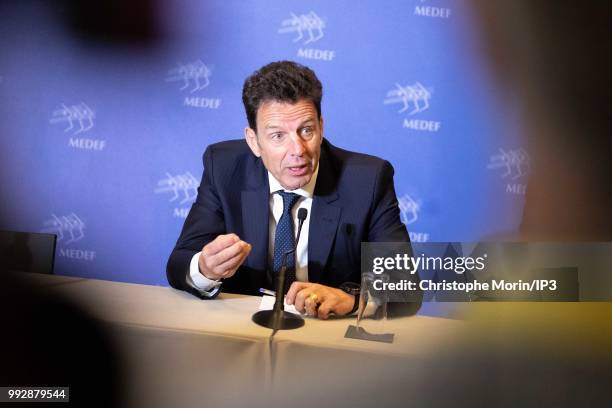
(385, 82, 431, 115)
(50, 102, 95, 135)
(384, 82, 441, 133)
(279, 11, 325, 44)
(487, 148, 530, 195)
(398, 194, 430, 242)
(166, 60, 221, 110)
(42, 213, 85, 244)
(155, 172, 199, 218)
(166, 60, 211, 93)
(414, 0, 452, 19)
(279, 11, 335, 62)
(41, 213, 96, 261)
(49, 102, 106, 151)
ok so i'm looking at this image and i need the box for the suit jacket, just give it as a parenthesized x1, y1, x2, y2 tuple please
(167, 138, 410, 299)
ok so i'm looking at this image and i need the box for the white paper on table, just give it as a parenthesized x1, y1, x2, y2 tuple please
(258, 295, 300, 315)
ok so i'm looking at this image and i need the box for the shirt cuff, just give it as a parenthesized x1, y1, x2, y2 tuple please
(187, 252, 222, 297)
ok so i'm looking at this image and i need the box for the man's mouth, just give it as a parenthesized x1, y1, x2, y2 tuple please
(287, 164, 309, 176)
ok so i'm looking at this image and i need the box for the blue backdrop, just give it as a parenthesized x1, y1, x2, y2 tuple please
(0, 0, 528, 285)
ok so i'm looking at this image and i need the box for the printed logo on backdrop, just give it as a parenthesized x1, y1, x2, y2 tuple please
(278, 11, 335, 62)
(414, 0, 452, 19)
(49, 102, 106, 151)
(384, 82, 442, 133)
(166, 60, 222, 110)
(398, 194, 430, 242)
(41, 213, 96, 261)
(154, 171, 199, 218)
(487, 148, 530, 195)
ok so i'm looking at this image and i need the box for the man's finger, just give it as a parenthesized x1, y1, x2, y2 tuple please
(293, 288, 312, 313)
(317, 300, 334, 320)
(286, 282, 313, 305)
(221, 267, 237, 279)
(214, 252, 244, 277)
(203, 234, 239, 256)
(211, 240, 250, 267)
(218, 244, 251, 277)
(219, 243, 251, 270)
(304, 295, 320, 317)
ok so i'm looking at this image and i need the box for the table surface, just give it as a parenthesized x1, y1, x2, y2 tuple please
(14, 272, 612, 408)
(23, 272, 465, 357)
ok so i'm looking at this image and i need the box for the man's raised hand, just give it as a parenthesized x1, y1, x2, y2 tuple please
(198, 234, 252, 280)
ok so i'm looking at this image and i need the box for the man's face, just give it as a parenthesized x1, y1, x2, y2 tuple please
(245, 99, 323, 191)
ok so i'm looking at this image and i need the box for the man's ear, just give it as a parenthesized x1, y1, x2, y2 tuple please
(244, 127, 261, 157)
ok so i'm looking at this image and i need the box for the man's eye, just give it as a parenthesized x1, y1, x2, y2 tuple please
(270, 133, 284, 140)
(300, 127, 313, 137)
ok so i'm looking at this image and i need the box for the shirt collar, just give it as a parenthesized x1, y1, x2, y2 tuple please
(267, 163, 319, 198)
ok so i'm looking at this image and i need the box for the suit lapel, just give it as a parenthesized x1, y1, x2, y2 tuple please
(308, 141, 341, 283)
(241, 157, 269, 271)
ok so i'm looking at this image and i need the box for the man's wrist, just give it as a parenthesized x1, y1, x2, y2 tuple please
(339, 282, 360, 314)
(189, 252, 221, 292)
(196, 252, 223, 282)
(197, 254, 211, 280)
(350, 294, 359, 314)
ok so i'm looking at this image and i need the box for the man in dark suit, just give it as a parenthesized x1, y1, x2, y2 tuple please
(167, 61, 410, 319)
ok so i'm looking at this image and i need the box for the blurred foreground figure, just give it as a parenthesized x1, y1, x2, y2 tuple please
(471, 1, 611, 240)
(0, 272, 124, 407)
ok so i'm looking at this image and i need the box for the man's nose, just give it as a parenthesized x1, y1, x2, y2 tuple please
(288, 133, 306, 156)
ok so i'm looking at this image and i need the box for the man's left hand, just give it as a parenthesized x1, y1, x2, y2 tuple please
(285, 282, 355, 319)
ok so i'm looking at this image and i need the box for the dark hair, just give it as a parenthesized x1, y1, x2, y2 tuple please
(242, 61, 323, 132)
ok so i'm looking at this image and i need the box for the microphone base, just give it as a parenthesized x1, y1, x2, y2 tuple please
(252, 310, 305, 330)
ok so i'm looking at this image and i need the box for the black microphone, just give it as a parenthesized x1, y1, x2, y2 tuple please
(296, 208, 308, 248)
(252, 208, 308, 330)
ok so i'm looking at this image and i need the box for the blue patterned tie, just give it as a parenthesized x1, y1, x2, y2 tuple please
(273, 191, 301, 290)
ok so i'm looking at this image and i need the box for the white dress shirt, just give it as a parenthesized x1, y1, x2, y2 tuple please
(187, 166, 319, 296)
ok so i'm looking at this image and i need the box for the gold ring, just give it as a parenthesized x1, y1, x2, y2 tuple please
(308, 293, 319, 303)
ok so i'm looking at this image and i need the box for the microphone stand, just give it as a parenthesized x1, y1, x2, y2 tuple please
(252, 208, 308, 330)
